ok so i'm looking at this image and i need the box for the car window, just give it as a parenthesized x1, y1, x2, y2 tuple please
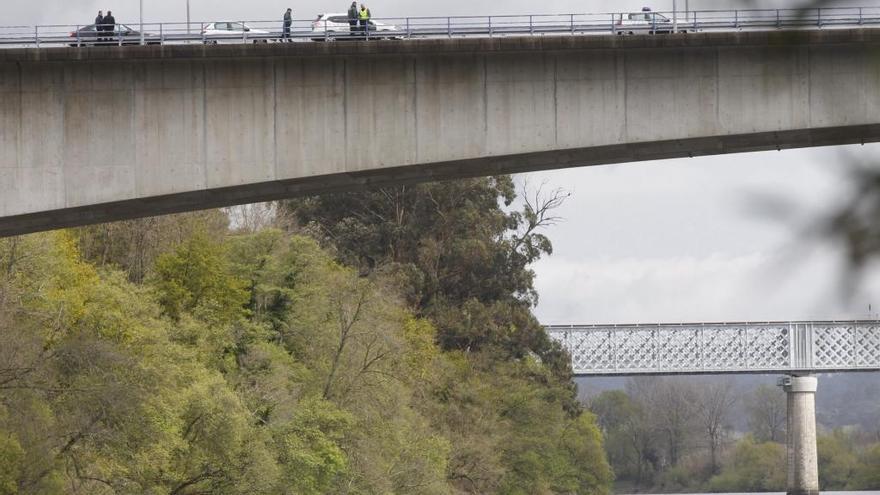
(116, 24, 131, 33)
(328, 16, 348, 23)
(230, 22, 245, 31)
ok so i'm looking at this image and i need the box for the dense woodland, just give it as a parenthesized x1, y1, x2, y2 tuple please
(0, 177, 611, 494)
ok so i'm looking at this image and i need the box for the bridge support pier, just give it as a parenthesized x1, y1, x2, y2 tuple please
(783, 374, 819, 495)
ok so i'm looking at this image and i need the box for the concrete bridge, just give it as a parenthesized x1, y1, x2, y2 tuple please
(547, 321, 880, 495)
(2, 28, 880, 236)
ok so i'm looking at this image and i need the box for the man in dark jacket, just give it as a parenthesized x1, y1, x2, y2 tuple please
(282, 8, 292, 41)
(94, 11, 104, 42)
(103, 11, 116, 42)
(347, 2, 358, 34)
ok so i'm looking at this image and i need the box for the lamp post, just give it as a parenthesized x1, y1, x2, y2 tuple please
(139, 0, 144, 44)
(187, 0, 191, 35)
(672, 0, 678, 33)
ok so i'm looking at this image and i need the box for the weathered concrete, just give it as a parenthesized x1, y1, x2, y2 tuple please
(784, 375, 820, 495)
(2, 29, 880, 235)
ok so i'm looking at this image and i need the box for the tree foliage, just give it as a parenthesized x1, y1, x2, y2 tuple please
(284, 178, 571, 377)
(0, 176, 610, 494)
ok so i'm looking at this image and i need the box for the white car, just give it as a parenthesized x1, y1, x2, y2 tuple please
(310, 12, 399, 40)
(616, 10, 682, 34)
(201, 22, 271, 43)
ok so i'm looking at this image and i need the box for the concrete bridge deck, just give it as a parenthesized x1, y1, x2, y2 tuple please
(2, 29, 880, 236)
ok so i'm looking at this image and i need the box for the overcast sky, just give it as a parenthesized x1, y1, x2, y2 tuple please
(528, 145, 880, 325)
(6, 0, 880, 325)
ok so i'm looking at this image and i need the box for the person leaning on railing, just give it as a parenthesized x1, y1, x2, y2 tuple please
(358, 4, 371, 34)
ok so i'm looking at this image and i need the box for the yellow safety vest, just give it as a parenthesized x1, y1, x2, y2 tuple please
(359, 9, 369, 20)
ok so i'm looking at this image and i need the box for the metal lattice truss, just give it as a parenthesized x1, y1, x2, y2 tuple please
(546, 321, 880, 376)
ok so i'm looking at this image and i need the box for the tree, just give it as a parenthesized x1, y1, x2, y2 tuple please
(627, 378, 698, 469)
(151, 231, 249, 326)
(694, 378, 738, 475)
(589, 390, 657, 485)
(707, 437, 786, 492)
(746, 385, 787, 443)
(2, 198, 615, 495)
(817, 431, 858, 490)
(75, 210, 228, 283)
(283, 178, 569, 367)
(851, 443, 880, 489)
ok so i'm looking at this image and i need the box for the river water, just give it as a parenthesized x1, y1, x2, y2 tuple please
(630, 492, 880, 495)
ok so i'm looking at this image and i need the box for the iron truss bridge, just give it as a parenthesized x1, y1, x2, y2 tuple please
(545, 321, 880, 376)
(2, 7, 880, 48)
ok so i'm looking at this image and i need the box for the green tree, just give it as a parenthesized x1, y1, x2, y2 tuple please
(817, 431, 858, 490)
(75, 210, 229, 283)
(151, 231, 249, 326)
(284, 179, 570, 372)
(851, 443, 880, 489)
(707, 437, 786, 492)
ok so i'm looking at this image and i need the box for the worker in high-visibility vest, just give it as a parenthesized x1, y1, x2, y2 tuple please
(358, 4, 371, 33)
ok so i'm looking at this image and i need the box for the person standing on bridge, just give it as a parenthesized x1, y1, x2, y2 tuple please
(358, 4, 371, 34)
(94, 10, 105, 42)
(103, 11, 116, 42)
(282, 8, 293, 42)
(348, 1, 358, 35)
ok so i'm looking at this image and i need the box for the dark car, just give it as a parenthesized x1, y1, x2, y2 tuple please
(69, 23, 158, 46)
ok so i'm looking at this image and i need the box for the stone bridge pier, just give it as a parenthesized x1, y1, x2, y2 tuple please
(781, 375, 819, 495)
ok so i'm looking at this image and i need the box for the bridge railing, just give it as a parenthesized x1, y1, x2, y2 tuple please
(2, 7, 880, 48)
(546, 321, 880, 376)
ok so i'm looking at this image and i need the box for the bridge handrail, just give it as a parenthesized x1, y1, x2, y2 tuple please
(3, 7, 880, 48)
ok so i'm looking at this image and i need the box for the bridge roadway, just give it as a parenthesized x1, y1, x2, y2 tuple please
(2, 29, 880, 236)
(547, 320, 880, 495)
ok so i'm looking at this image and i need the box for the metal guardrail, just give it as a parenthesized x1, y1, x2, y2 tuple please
(2, 7, 880, 48)
(546, 320, 880, 376)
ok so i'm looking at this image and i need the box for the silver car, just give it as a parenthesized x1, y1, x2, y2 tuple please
(201, 21, 271, 44)
(310, 12, 398, 40)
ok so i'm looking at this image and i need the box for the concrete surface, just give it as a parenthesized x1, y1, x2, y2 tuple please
(2, 29, 880, 235)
